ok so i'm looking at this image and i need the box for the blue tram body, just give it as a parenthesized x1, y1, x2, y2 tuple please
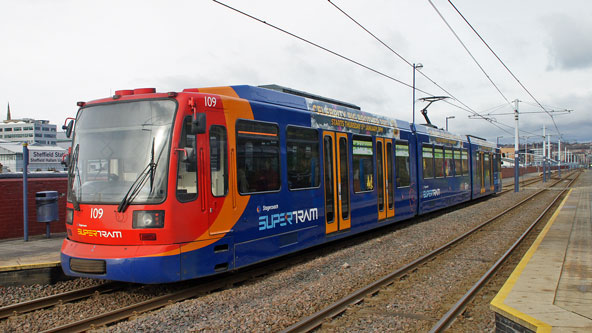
(60, 85, 501, 283)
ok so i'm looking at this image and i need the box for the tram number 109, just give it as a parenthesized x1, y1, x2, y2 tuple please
(90, 208, 104, 219)
(204, 96, 217, 108)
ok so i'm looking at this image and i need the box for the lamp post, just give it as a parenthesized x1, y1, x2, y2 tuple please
(496, 136, 503, 147)
(445, 116, 455, 131)
(412, 63, 423, 126)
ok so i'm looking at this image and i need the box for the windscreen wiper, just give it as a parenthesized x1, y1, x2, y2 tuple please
(117, 139, 158, 213)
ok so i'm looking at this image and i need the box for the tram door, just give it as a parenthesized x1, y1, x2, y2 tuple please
(323, 132, 351, 234)
(489, 153, 494, 191)
(477, 152, 485, 194)
(483, 153, 490, 191)
(376, 138, 395, 220)
(204, 107, 231, 236)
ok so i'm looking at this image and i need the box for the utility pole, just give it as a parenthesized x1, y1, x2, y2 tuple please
(514, 99, 520, 192)
(23, 143, 29, 242)
(547, 134, 551, 177)
(525, 136, 528, 165)
(558, 139, 561, 178)
(542, 125, 546, 182)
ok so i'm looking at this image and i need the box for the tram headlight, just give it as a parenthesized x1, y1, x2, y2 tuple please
(66, 208, 74, 225)
(133, 210, 165, 229)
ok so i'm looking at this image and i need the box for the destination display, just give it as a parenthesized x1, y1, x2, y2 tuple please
(307, 99, 400, 138)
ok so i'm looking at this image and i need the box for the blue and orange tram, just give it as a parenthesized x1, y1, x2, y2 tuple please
(60, 85, 501, 283)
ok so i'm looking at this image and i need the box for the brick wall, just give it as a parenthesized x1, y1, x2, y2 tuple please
(495, 313, 534, 333)
(501, 165, 568, 179)
(0, 176, 68, 240)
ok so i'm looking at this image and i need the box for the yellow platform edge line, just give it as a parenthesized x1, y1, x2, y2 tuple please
(490, 188, 573, 333)
(0, 261, 61, 272)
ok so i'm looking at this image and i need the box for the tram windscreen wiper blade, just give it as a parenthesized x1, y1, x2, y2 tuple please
(117, 138, 158, 213)
(117, 160, 156, 213)
(149, 138, 155, 191)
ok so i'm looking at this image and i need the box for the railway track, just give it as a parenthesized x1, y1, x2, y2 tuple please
(281, 170, 579, 332)
(2, 172, 575, 332)
(1, 242, 311, 332)
(500, 173, 542, 193)
(0, 282, 121, 320)
(34, 264, 285, 332)
(429, 171, 579, 332)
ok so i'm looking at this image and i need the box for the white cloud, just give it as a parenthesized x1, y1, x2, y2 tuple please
(543, 14, 592, 70)
(0, 0, 591, 142)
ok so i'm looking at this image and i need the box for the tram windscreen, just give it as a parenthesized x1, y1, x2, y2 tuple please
(68, 100, 176, 204)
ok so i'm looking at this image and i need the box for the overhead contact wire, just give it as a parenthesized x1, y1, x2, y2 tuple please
(213, 0, 414, 90)
(446, 0, 563, 138)
(327, 0, 514, 132)
(214, 0, 517, 135)
(427, 0, 512, 107)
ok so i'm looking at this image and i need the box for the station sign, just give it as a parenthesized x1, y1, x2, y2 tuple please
(29, 150, 66, 164)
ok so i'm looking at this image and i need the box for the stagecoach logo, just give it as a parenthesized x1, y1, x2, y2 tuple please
(258, 208, 319, 231)
(77, 228, 122, 238)
(257, 204, 279, 213)
(422, 188, 441, 199)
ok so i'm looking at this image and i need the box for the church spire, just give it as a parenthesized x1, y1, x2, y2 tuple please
(6, 102, 11, 121)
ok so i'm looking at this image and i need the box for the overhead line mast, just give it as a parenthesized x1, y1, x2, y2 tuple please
(445, 0, 565, 138)
(325, 0, 516, 134)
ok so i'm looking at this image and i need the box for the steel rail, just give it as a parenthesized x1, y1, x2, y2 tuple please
(500, 174, 542, 193)
(0, 282, 119, 320)
(429, 171, 580, 332)
(281, 172, 573, 333)
(34, 170, 577, 332)
(41, 257, 295, 333)
(42, 284, 207, 333)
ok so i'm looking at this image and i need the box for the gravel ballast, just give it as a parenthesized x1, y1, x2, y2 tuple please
(109, 189, 540, 332)
(1, 177, 568, 332)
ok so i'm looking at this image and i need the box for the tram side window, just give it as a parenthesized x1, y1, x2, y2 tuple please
(484, 153, 491, 182)
(434, 147, 445, 178)
(495, 153, 501, 174)
(422, 144, 435, 179)
(352, 136, 374, 192)
(461, 149, 469, 176)
(176, 117, 198, 202)
(287, 126, 320, 190)
(444, 148, 454, 177)
(454, 148, 462, 176)
(236, 120, 280, 194)
(210, 125, 228, 197)
(475, 152, 483, 186)
(395, 141, 410, 187)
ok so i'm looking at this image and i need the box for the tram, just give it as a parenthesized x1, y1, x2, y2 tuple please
(60, 84, 501, 283)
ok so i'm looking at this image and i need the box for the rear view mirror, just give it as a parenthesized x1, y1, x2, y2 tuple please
(61, 146, 72, 167)
(191, 113, 206, 134)
(61, 153, 70, 167)
(62, 119, 74, 138)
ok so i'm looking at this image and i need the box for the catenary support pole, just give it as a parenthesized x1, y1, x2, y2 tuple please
(23, 143, 29, 241)
(514, 99, 519, 192)
(547, 134, 551, 177)
(542, 125, 546, 182)
(558, 139, 561, 178)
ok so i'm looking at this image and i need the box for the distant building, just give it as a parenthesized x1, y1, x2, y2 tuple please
(56, 131, 72, 150)
(0, 118, 57, 145)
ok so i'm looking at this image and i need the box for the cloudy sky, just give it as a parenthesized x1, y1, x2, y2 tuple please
(1, 0, 591, 144)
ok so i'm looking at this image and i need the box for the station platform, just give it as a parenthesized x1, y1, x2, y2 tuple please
(491, 169, 592, 332)
(0, 233, 66, 286)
